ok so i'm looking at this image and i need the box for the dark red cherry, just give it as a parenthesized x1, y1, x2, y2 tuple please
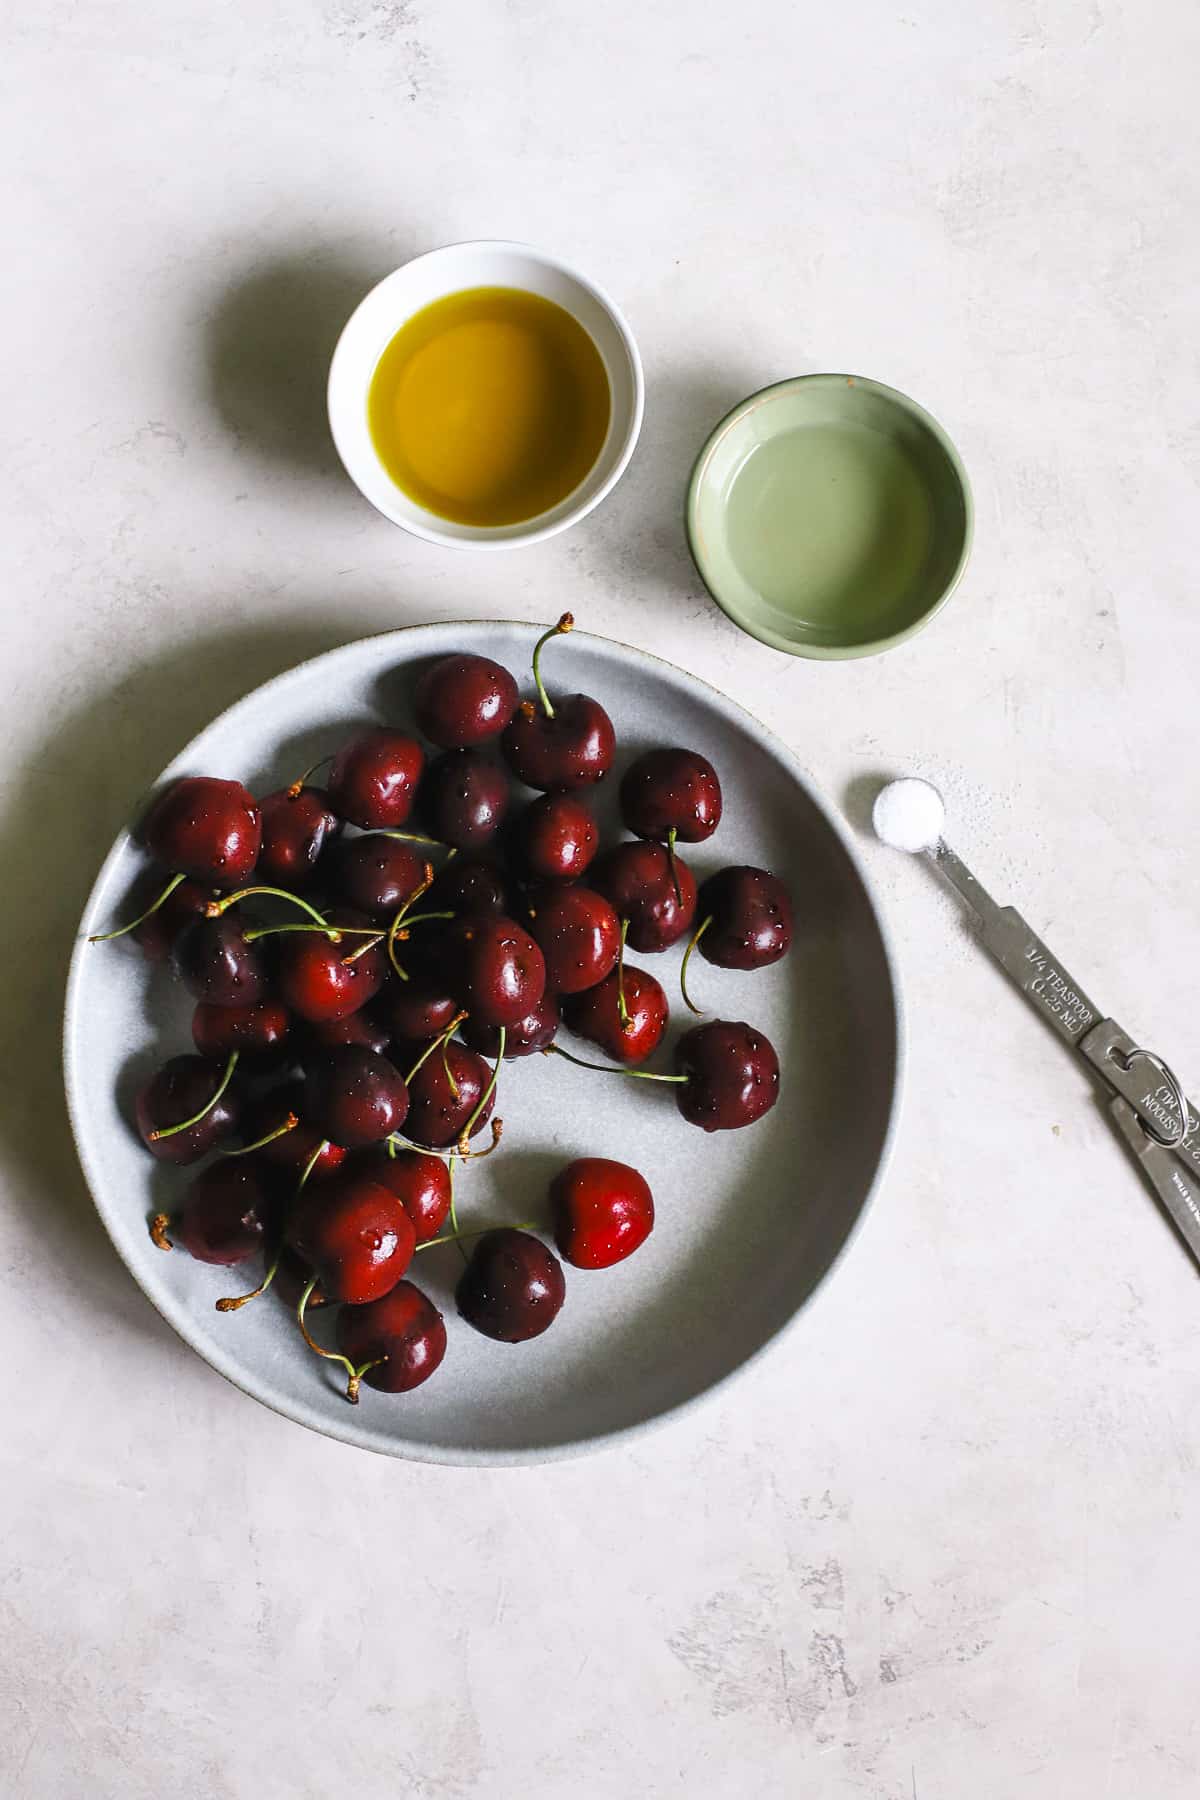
(336, 1281, 448, 1392)
(461, 990, 559, 1059)
(173, 910, 268, 1007)
(500, 615, 615, 791)
(328, 835, 428, 922)
(142, 776, 262, 886)
(135, 1053, 242, 1163)
(256, 786, 340, 889)
(457, 1229, 565, 1342)
(526, 885, 620, 994)
(302, 1046, 409, 1149)
(427, 857, 513, 919)
(328, 729, 424, 830)
(695, 866, 793, 969)
(301, 1007, 392, 1057)
(175, 1160, 277, 1265)
(375, 977, 460, 1043)
(414, 653, 520, 749)
(403, 1041, 496, 1149)
(286, 1171, 415, 1304)
(513, 794, 598, 883)
(447, 915, 546, 1028)
(277, 910, 386, 1022)
(368, 1149, 452, 1243)
(247, 1085, 346, 1182)
(550, 1158, 654, 1270)
(591, 840, 697, 953)
(128, 875, 212, 962)
(192, 998, 290, 1065)
(562, 963, 667, 1064)
(674, 1020, 779, 1131)
(419, 749, 509, 851)
(272, 1247, 331, 1311)
(620, 748, 722, 844)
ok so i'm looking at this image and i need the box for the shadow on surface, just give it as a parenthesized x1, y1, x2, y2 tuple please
(1, 610, 383, 1341)
(840, 769, 896, 838)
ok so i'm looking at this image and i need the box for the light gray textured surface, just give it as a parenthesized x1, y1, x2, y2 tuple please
(3, 1, 1199, 1794)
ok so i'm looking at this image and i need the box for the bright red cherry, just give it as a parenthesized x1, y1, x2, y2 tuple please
(550, 1157, 654, 1269)
(562, 963, 667, 1064)
(500, 615, 615, 791)
(192, 998, 290, 1065)
(403, 1041, 497, 1149)
(277, 910, 386, 1022)
(368, 1150, 452, 1243)
(256, 786, 340, 889)
(328, 729, 424, 830)
(420, 749, 509, 851)
(447, 915, 546, 1028)
(591, 840, 697, 952)
(414, 653, 519, 749)
(335, 1282, 448, 1392)
(513, 793, 598, 883)
(135, 1053, 242, 1163)
(175, 1160, 277, 1265)
(674, 1020, 779, 1130)
(328, 835, 428, 922)
(302, 1046, 409, 1149)
(286, 1171, 416, 1304)
(456, 1229, 565, 1342)
(142, 776, 262, 886)
(461, 990, 559, 1059)
(527, 885, 620, 994)
(620, 748, 722, 845)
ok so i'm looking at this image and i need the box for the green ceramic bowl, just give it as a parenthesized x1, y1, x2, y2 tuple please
(686, 374, 972, 659)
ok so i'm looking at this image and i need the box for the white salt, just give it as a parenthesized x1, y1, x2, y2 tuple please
(872, 777, 946, 853)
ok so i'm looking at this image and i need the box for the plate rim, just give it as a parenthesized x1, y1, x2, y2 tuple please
(63, 619, 905, 1465)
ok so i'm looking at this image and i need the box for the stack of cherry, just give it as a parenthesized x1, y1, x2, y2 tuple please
(93, 618, 792, 1406)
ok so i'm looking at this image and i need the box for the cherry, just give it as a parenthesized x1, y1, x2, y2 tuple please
(427, 857, 513, 919)
(674, 1020, 779, 1131)
(303, 1046, 409, 1148)
(328, 728, 424, 830)
(335, 1281, 448, 1392)
(620, 747, 722, 845)
(246, 1086, 346, 1182)
(369, 1149, 452, 1243)
(562, 961, 667, 1064)
(256, 785, 340, 889)
(419, 749, 509, 851)
(135, 1053, 242, 1163)
(272, 1247, 331, 1311)
(286, 1170, 416, 1304)
(375, 976, 460, 1043)
(328, 834, 428, 922)
(175, 1160, 277, 1264)
(550, 1157, 654, 1270)
(277, 909, 386, 1022)
(513, 793, 598, 883)
(192, 998, 290, 1065)
(142, 776, 262, 886)
(693, 866, 793, 970)
(91, 872, 211, 961)
(461, 990, 559, 1059)
(500, 615, 615, 790)
(301, 1008, 392, 1056)
(173, 910, 268, 1007)
(590, 840, 697, 953)
(456, 1229, 565, 1342)
(526, 885, 620, 994)
(404, 1040, 497, 1149)
(414, 652, 519, 749)
(446, 915, 546, 1028)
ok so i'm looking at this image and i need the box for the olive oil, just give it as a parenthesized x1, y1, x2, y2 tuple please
(367, 286, 611, 528)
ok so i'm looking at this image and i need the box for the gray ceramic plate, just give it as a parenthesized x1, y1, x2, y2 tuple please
(64, 623, 902, 1464)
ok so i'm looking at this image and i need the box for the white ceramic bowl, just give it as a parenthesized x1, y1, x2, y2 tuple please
(327, 242, 644, 549)
(64, 623, 902, 1464)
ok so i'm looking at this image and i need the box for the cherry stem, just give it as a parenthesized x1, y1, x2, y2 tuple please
(373, 830, 452, 854)
(404, 1013, 469, 1085)
(297, 1278, 381, 1405)
(217, 1138, 327, 1313)
(297, 1140, 330, 1191)
(417, 1216, 534, 1253)
(148, 1051, 239, 1140)
(447, 1153, 468, 1265)
(441, 1034, 460, 1100)
(665, 828, 683, 906)
(207, 886, 334, 934)
(286, 754, 333, 798)
(531, 612, 574, 719)
(679, 915, 713, 1017)
(544, 1043, 687, 1083)
(89, 872, 188, 944)
(220, 1113, 298, 1156)
(216, 1252, 280, 1312)
(149, 1212, 172, 1251)
(382, 867, 437, 980)
(616, 918, 631, 1029)
(243, 921, 349, 944)
(457, 1028, 504, 1152)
